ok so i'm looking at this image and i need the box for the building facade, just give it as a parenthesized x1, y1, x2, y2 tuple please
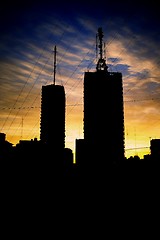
(84, 70, 125, 163)
(81, 27, 125, 165)
(40, 84, 65, 153)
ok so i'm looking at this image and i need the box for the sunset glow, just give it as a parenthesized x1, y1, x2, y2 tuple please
(0, 2, 159, 160)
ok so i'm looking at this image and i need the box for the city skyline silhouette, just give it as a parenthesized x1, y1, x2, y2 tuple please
(1, 3, 159, 236)
(0, 28, 160, 180)
(0, 26, 160, 161)
(0, 2, 159, 161)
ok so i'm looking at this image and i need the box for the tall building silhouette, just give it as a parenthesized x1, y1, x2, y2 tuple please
(83, 28, 125, 164)
(40, 46, 65, 157)
(40, 84, 65, 149)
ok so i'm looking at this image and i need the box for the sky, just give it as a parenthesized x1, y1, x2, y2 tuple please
(0, 0, 159, 159)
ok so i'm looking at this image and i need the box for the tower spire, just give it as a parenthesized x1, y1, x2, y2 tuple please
(53, 45, 56, 85)
(96, 27, 108, 72)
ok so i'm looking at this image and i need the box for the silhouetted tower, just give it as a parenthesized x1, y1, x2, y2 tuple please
(40, 46, 65, 154)
(84, 28, 125, 164)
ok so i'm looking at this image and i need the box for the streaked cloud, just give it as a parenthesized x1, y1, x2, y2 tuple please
(0, 8, 160, 159)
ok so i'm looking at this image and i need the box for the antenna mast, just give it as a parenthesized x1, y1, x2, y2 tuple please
(96, 27, 108, 72)
(53, 45, 56, 85)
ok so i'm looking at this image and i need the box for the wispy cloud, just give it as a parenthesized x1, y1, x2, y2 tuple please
(0, 11, 160, 158)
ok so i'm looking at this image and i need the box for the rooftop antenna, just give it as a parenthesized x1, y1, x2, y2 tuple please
(53, 45, 57, 85)
(96, 27, 108, 72)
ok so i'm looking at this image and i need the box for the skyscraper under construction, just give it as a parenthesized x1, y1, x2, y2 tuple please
(40, 84, 65, 149)
(83, 28, 125, 164)
(40, 47, 65, 157)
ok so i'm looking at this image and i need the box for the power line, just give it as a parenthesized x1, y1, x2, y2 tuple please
(125, 146, 150, 151)
(2, 97, 160, 110)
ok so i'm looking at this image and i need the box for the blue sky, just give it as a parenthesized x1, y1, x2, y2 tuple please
(0, 0, 160, 158)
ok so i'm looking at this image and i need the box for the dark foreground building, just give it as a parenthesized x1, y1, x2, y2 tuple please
(76, 27, 125, 171)
(84, 70, 125, 163)
(40, 84, 65, 159)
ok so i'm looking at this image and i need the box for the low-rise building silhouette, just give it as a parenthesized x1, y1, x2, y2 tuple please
(150, 139, 160, 160)
(0, 132, 13, 160)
